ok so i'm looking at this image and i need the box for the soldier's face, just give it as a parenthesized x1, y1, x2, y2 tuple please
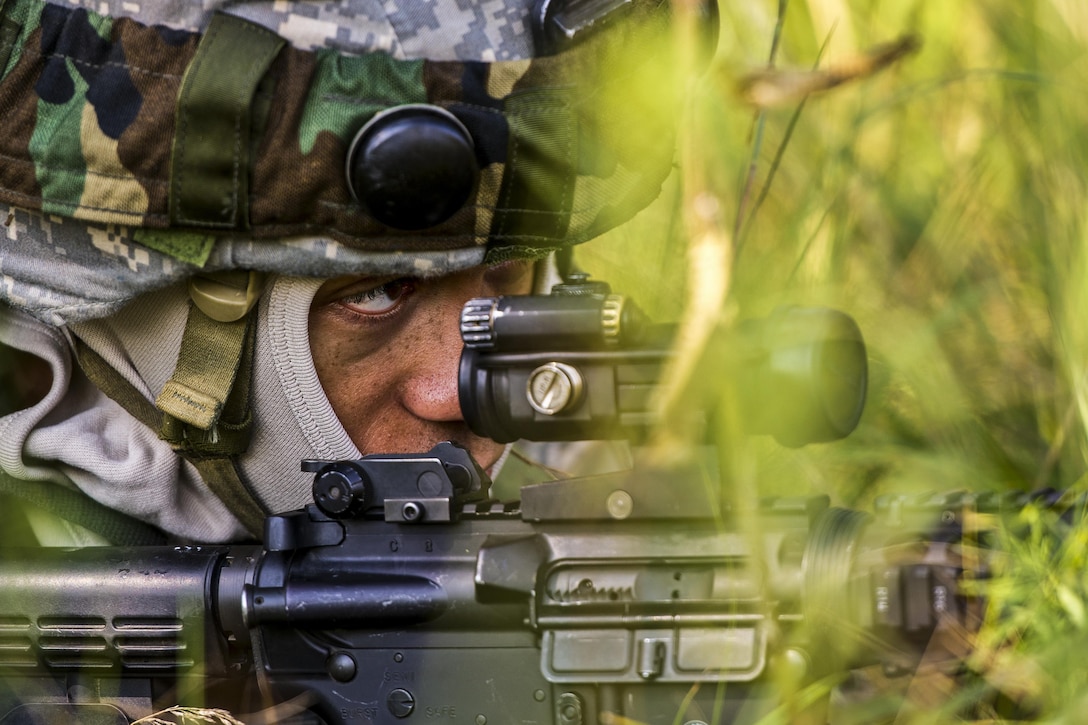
(308, 261, 534, 469)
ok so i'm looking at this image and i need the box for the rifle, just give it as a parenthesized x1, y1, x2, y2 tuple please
(0, 282, 1008, 725)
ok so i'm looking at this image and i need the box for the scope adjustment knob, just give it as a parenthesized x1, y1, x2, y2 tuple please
(312, 462, 372, 519)
(527, 362, 584, 416)
(600, 294, 624, 344)
(551, 272, 612, 297)
(346, 104, 478, 230)
(460, 297, 498, 349)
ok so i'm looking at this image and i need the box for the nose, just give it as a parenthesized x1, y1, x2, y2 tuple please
(397, 339, 463, 424)
(387, 264, 531, 469)
(396, 274, 479, 425)
(394, 272, 509, 468)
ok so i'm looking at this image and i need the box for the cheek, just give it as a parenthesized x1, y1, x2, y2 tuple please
(318, 360, 385, 418)
(308, 309, 397, 420)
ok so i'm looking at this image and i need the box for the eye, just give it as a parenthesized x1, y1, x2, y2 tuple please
(339, 278, 416, 316)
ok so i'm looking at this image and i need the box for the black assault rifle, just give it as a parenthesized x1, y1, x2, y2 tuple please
(0, 281, 1005, 724)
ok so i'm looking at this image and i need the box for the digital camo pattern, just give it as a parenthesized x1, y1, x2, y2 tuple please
(44, 0, 534, 60)
(0, 206, 487, 324)
(1, 207, 182, 324)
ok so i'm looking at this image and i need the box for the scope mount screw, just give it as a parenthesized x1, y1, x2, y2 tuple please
(606, 490, 634, 520)
(401, 501, 423, 522)
(387, 688, 415, 718)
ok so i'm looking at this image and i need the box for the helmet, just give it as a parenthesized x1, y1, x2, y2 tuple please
(0, 0, 683, 323)
(0, 0, 689, 542)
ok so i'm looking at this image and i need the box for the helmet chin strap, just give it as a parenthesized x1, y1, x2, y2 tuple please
(72, 279, 271, 539)
(155, 272, 267, 455)
(154, 295, 268, 537)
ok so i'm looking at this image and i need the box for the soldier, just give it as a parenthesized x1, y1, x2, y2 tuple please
(0, 0, 687, 545)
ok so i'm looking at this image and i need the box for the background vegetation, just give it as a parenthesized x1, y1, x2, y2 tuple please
(582, 1, 1088, 721)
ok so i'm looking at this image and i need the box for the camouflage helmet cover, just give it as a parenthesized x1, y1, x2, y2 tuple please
(0, 0, 683, 323)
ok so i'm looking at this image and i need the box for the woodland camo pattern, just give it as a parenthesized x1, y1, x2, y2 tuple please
(0, 0, 679, 253)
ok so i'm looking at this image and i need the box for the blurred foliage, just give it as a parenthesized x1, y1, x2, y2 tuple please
(583, 0, 1088, 499)
(964, 500, 1088, 722)
(579, 0, 1088, 721)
